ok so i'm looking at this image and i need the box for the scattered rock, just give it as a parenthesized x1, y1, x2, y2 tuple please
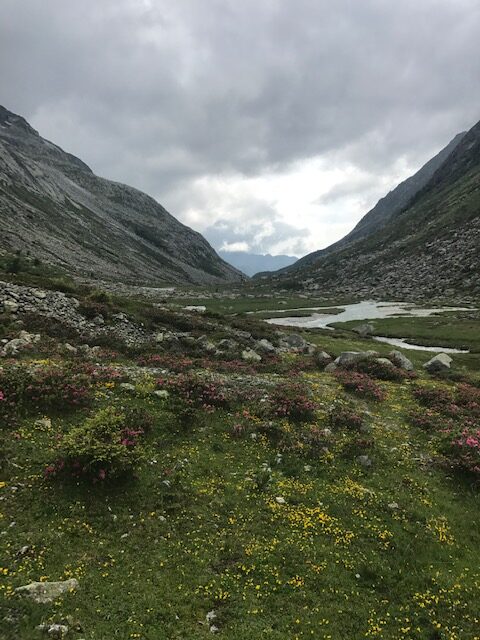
(389, 350, 414, 371)
(16, 578, 79, 604)
(281, 334, 307, 350)
(315, 350, 333, 367)
(423, 353, 452, 373)
(255, 338, 276, 353)
(357, 455, 372, 468)
(3, 299, 19, 313)
(324, 362, 338, 373)
(335, 351, 378, 367)
(1, 330, 40, 357)
(37, 623, 69, 638)
(153, 390, 169, 399)
(242, 348, 262, 362)
(353, 322, 375, 338)
(376, 357, 396, 368)
(119, 383, 136, 392)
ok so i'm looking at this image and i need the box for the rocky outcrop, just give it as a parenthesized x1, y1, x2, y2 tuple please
(0, 280, 148, 346)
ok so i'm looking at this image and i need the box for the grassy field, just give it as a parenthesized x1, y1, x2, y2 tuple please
(331, 311, 480, 353)
(2, 288, 480, 639)
(1, 345, 480, 639)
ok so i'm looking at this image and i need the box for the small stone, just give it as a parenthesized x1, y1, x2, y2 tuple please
(47, 624, 69, 638)
(275, 496, 286, 505)
(119, 383, 136, 392)
(388, 502, 399, 510)
(153, 389, 169, 399)
(357, 455, 372, 468)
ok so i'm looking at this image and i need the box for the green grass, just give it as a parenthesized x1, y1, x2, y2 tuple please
(331, 312, 480, 353)
(1, 354, 480, 639)
(166, 297, 352, 315)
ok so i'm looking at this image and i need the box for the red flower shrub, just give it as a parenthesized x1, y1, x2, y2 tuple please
(334, 370, 386, 401)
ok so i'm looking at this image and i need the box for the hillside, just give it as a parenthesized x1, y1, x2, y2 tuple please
(260, 120, 480, 300)
(219, 251, 297, 276)
(0, 106, 243, 286)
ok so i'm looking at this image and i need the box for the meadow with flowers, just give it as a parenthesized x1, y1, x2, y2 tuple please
(1, 292, 480, 640)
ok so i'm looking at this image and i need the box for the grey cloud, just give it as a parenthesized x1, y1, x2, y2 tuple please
(1, 0, 479, 252)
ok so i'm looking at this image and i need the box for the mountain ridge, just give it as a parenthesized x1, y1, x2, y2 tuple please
(0, 105, 244, 286)
(258, 119, 480, 300)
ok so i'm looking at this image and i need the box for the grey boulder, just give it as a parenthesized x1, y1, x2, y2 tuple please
(389, 350, 414, 371)
(423, 353, 452, 373)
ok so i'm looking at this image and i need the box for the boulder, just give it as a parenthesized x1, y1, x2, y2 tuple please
(376, 357, 396, 368)
(16, 578, 79, 604)
(353, 322, 375, 338)
(324, 362, 338, 373)
(255, 338, 276, 354)
(217, 338, 238, 352)
(389, 350, 414, 371)
(197, 335, 217, 353)
(335, 351, 378, 367)
(282, 334, 307, 350)
(3, 299, 19, 313)
(423, 353, 452, 373)
(242, 348, 262, 362)
(1, 331, 40, 357)
(316, 351, 333, 368)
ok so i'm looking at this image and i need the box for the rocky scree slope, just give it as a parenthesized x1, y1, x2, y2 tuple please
(262, 119, 480, 300)
(0, 106, 243, 286)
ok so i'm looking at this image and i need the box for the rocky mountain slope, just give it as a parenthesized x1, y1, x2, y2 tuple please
(260, 119, 480, 300)
(0, 106, 243, 285)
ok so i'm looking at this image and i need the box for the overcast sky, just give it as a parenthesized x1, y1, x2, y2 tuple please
(1, 0, 479, 257)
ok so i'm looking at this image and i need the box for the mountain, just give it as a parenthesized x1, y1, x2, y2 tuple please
(219, 251, 297, 276)
(259, 120, 480, 300)
(285, 131, 466, 272)
(0, 106, 243, 285)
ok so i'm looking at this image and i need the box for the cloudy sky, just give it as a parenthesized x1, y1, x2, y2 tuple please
(1, 0, 479, 257)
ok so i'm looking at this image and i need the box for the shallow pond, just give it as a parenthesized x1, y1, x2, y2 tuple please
(265, 300, 473, 353)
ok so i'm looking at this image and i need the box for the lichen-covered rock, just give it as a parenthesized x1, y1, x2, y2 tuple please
(16, 578, 79, 604)
(242, 348, 262, 362)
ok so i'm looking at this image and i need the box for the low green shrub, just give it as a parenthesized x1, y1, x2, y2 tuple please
(46, 407, 145, 482)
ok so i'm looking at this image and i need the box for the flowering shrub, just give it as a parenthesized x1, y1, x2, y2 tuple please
(266, 381, 317, 422)
(157, 373, 231, 412)
(408, 408, 448, 431)
(411, 383, 480, 476)
(441, 420, 480, 476)
(412, 386, 454, 410)
(334, 370, 386, 401)
(328, 400, 364, 431)
(346, 357, 411, 382)
(46, 407, 145, 482)
(0, 364, 91, 420)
